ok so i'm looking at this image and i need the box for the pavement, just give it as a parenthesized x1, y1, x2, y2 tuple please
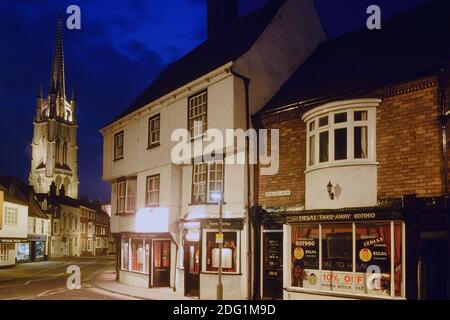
(0, 255, 193, 300)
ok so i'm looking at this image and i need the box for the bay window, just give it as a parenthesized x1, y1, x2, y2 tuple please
(290, 221, 404, 298)
(120, 238, 154, 275)
(117, 178, 137, 213)
(304, 100, 378, 169)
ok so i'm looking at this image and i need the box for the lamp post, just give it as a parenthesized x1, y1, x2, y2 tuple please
(212, 191, 224, 300)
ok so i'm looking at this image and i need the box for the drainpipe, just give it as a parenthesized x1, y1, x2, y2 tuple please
(438, 67, 449, 197)
(229, 67, 252, 300)
(438, 66, 450, 300)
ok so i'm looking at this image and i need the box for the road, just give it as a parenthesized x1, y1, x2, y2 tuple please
(0, 256, 136, 300)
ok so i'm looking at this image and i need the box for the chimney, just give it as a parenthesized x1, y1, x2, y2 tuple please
(207, 0, 239, 39)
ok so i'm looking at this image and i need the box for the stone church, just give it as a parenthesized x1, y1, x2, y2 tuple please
(29, 16, 78, 199)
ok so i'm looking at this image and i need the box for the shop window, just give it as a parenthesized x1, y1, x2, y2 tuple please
(0, 244, 11, 263)
(290, 222, 404, 298)
(121, 239, 129, 270)
(205, 231, 238, 273)
(291, 225, 320, 289)
(130, 239, 144, 273)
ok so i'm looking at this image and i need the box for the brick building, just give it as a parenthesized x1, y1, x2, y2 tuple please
(252, 0, 450, 300)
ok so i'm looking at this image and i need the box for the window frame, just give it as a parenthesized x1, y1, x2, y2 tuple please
(202, 229, 240, 275)
(148, 114, 161, 149)
(289, 221, 406, 299)
(188, 90, 208, 139)
(114, 131, 124, 161)
(191, 161, 224, 205)
(146, 174, 160, 207)
(116, 178, 137, 214)
(4, 207, 18, 225)
(303, 100, 379, 172)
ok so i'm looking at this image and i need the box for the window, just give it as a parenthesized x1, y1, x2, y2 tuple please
(0, 244, 11, 263)
(188, 91, 207, 138)
(4, 207, 18, 225)
(114, 131, 124, 160)
(304, 102, 376, 168)
(148, 114, 160, 148)
(291, 222, 404, 298)
(146, 175, 160, 207)
(130, 239, 144, 272)
(205, 231, 238, 273)
(117, 178, 137, 213)
(32, 218, 37, 233)
(192, 161, 223, 204)
(121, 239, 129, 270)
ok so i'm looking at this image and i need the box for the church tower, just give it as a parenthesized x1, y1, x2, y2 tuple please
(29, 15, 79, 199)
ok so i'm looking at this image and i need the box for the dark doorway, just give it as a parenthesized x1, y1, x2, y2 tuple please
(262, 231, 283, 300)
(152, 240, 171, 287)
(184, 242, 200, 298)
(421, 239, 447, 300)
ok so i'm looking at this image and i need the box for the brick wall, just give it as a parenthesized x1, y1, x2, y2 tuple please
(257, 110, 306, 207)
(256, 75, 446, 208)
(376, 78, 443, 198)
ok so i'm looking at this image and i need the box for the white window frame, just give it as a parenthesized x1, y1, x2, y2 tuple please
(117, 178, 137, 213)
(146, 175, 160, 207)
(192, 161, 224, 204)
(4, 207, 18, 225)
(303, 99, 380, 172)
(114, 131, 124, 160)
(148, 114, 161, 147)
(188, 91, 207, 138)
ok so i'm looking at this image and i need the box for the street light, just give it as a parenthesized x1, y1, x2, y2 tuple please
(211, 191, 224, 300)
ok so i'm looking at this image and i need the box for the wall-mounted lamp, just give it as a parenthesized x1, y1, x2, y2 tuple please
(327, 181, 335, 200)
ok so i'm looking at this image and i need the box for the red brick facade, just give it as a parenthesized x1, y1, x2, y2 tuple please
(257, 75, 448, 207)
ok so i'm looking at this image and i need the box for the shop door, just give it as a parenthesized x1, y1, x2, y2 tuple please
(184, 242, 200, 297)
(422, 240, 447, 300)
(153, 240, 171, 287)
(262, 231, 283, 300)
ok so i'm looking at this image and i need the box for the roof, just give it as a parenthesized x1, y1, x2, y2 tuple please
(259, 0, 450, 114)
(36, 193, 100, 212)
(0, 176, 48, 219)
(103, 0, 286, 128)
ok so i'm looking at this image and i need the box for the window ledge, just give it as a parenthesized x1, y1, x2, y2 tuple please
(114, 212, 136, 217)
(201, 271, 241, 276)
(113, 157, 124, 162)
(305, 161, 379, 174)
(147, 143, 160, 150)
(284, 287, 405, 300)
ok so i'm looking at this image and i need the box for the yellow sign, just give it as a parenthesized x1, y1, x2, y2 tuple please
(216, 233, 224, 244)
(359, 248, 373, 263)
(294, 247, 305, 260)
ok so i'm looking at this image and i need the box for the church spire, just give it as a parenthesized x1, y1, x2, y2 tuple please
(50, 13, 66, 101)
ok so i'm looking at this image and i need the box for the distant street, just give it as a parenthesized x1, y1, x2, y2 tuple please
(0, 256, 135, 300)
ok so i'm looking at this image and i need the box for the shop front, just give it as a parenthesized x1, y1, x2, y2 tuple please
(181, 218, 244, 299)
(283, 209, 406, 300)
(0, 239, 27, 267)
(117, 232, 176, 288)
(28, 234, 47, 262)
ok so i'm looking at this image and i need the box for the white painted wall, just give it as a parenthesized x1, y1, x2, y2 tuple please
(0, 201, 28, 239)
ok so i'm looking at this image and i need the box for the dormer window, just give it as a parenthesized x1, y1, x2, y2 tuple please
(303, 99, 380, 171)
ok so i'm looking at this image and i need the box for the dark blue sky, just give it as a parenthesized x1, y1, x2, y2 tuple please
(0, 0, 429, 201)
